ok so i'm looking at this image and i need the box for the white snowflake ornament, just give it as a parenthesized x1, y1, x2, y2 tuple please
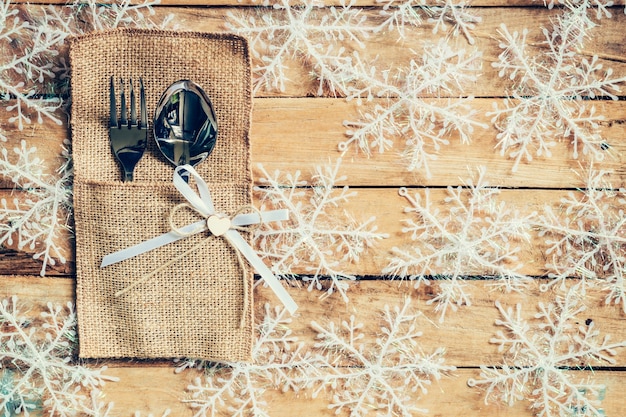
(309, 298, 455, 416)
(469, 284, 626, 417)
(184, 304, 326, 417)
(490, 4, 626, 171)
(226, 0, 371, 95)
(0, 296, 117, 416)
(254, 159, 388, 302)
(537, 166, 626, 312)
(385, 167, 535, 321)
(340, 39, 485, 177)
(0, 140, 72, 275)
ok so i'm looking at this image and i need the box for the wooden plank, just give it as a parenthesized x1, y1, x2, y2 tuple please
(255, 280, 626, 367)
(21, 364, 626, 416)
(99, 367, 626, 416)
(162, 6, 626, 98)
(1, 276, 625, 415)
(0, 185, 600, 277)
(251, 98, 626, 188)
(7, 6, 626, 98)
(0, 275, 73, 307)
(0, 247, 72, 275)
(2, 276, 625, 367)
(0, 176, 623, 279)
(1, 98, 625, 189)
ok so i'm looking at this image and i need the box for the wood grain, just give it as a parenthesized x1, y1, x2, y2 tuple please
(1, 98, 625, 188)
(100, 368, 626, 417)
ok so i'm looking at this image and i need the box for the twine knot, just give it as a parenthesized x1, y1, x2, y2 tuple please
(168, 203, 262, 238)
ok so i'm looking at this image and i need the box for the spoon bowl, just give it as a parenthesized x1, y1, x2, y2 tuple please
(154, 80, 217, 173)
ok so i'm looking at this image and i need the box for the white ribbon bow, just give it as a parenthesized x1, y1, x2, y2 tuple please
(101, 165, 298, 315)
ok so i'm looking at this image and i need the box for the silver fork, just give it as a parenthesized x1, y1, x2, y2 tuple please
(109, 76, 148, 181)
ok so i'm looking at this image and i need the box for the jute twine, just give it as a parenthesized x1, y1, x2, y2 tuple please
(70, 29, 253, 361)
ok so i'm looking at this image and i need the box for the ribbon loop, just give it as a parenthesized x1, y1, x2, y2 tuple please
(168, 203, 205, 237)
(173, 165, 215, 216)
(101, 165, 297, 316)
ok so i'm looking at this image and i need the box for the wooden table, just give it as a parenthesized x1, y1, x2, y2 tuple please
(1, 1, 625, 416)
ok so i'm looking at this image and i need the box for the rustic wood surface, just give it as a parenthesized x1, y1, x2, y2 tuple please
(2, 1, 626, 416)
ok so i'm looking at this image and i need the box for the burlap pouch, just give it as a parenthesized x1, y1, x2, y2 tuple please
(70, 29, 253, 361)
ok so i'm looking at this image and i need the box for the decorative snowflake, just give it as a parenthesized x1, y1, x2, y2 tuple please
(225, 0, 371, 95)
(376, 0, 482, 44)
(375, 0, 425, 38)
(340, 38, 485, 177)
(253, 159, 388, 302)
(0, 296, 117, 416)
(0, 140, 72, 275)
(309, 298, 456, 416)
(0, 1, 65, 129)
(0, 0, 167, 129)
(184, 304, 326, 417)
(384, 167, 535, 321)
(537, 166, 626, 312)
(489, 3, 626, 171)
(468, 284, 626, 417)
(424, 0, 482, 44)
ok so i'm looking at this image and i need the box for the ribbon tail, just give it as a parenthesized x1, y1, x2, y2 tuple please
(225, 229, 298, 315)
(101, 220, 206, 267)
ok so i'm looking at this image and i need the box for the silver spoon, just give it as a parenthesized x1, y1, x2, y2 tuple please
(154, 80, 217, 178)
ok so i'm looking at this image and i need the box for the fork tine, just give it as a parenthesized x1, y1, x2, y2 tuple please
(110, 76, 148, 182)
(139, 77, 147, 129)
(129, 78, 137, 126)
(120, 79, 127, 127)
(109, 76, 118, 128)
